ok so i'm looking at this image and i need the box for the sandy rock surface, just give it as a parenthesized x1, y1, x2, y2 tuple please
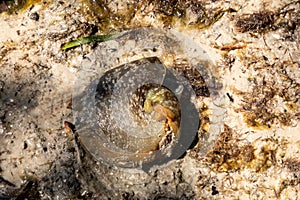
(0, 0, 299, 199)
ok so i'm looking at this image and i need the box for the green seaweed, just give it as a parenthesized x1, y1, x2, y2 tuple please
(61, 32, 125, 50)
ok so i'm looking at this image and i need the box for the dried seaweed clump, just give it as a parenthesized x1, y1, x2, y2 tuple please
(235, 2, 300, 34)
(275, 2, 300, 41)
(284, 158, 300, 173)
(172, 59, 210, 97)
(152, 0, 225, 28)
(235, 11, 275, 33)
(153, 0, 186, 17)
(240, 64, 299, 129)
(204, 125, 255, 171)
(86, 0, 225, 30)
(276, 158, 300, 195)
(205, 125, 288, 172)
